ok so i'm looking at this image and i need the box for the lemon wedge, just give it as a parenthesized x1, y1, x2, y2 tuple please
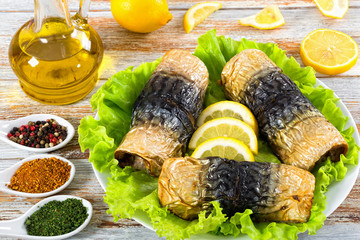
(196, 101, 258, 135)
(191, 137, 255, 162)
(313, 0, 348, 19)
(183, 2, 222, 33)
(189, 117, 258, 154)
(239, 5, 285, 30)
(300, 29, 359, 75)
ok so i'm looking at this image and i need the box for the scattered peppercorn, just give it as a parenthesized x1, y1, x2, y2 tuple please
(7, 119, 68, 148)
(7, 157, 71, 193)
(25, 198, 88, 236)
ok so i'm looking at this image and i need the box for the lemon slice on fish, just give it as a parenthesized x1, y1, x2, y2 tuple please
(191, 137, 255, 162)
(196, 101, 258, 135)
(239, 5, 285, 30)
(189, 117, 258, 154)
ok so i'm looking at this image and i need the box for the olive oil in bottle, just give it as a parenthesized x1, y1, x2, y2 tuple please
(8, 0, 103, 105)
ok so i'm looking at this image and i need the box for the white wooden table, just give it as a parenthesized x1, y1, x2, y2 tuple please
(0, 0, 359, 239)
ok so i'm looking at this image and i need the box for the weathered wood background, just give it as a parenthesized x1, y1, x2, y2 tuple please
(0, 0, 359, 239)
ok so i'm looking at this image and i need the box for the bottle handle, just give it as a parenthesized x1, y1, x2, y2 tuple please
(78, 0, 91, 19)
(71, 0, 91, 29)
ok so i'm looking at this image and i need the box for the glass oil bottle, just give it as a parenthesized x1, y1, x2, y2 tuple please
(9, 0, 103, 105)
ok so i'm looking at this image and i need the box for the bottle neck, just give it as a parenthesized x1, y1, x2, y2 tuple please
(33, 0, 72, 33)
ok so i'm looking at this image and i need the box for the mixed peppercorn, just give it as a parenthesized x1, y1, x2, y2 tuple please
(7, 119, 67, 148)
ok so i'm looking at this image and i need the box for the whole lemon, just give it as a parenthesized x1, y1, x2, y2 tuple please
(111, 0, 173, 33)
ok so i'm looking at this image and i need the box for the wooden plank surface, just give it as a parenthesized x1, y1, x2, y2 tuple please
(1, 0, 360, 12)
(0, 0, 359, 239)
(0, 8, 360, 79)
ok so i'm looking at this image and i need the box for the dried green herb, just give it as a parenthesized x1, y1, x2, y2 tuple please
(25, 198, 88, 236)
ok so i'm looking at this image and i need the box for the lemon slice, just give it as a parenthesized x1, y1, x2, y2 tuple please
(239, 5, 285, 30)
(197, 101, 258, 135)
(313, 0, 348, 19)
(300, 29, 359, 75)
(191, 137, 255, 162)
(189, 117, 258, 154)
(183, 2, 222, 33)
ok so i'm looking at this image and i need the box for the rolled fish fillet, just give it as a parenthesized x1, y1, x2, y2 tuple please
(115, 49, 209, 176)
(158, 157, 315, 223)
(221, 49, 348, 171)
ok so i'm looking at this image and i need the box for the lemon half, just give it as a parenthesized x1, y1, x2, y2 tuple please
(111, 0, 173, 33)
(300, 29, 359, 75)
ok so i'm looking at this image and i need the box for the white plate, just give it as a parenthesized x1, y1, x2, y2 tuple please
(92, 79, 360, 239)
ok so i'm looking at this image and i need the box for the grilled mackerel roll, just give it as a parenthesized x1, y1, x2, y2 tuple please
(158, 157, 315, 223)
(115, 49, 209, 176)
(221, 49, 348, 171)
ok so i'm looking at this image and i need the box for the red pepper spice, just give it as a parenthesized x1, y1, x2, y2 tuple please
(7, 157, 71, 193)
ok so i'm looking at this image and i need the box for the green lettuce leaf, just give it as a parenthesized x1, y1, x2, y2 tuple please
(78, 29, 359, 240)
(78, 116, 118, 172)
(254, 139, 281, 163)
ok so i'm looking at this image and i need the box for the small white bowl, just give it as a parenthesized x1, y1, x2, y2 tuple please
(0, 154, 75, 198)
(0, 195, 92, 239)
(0, 114, 75, 153)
